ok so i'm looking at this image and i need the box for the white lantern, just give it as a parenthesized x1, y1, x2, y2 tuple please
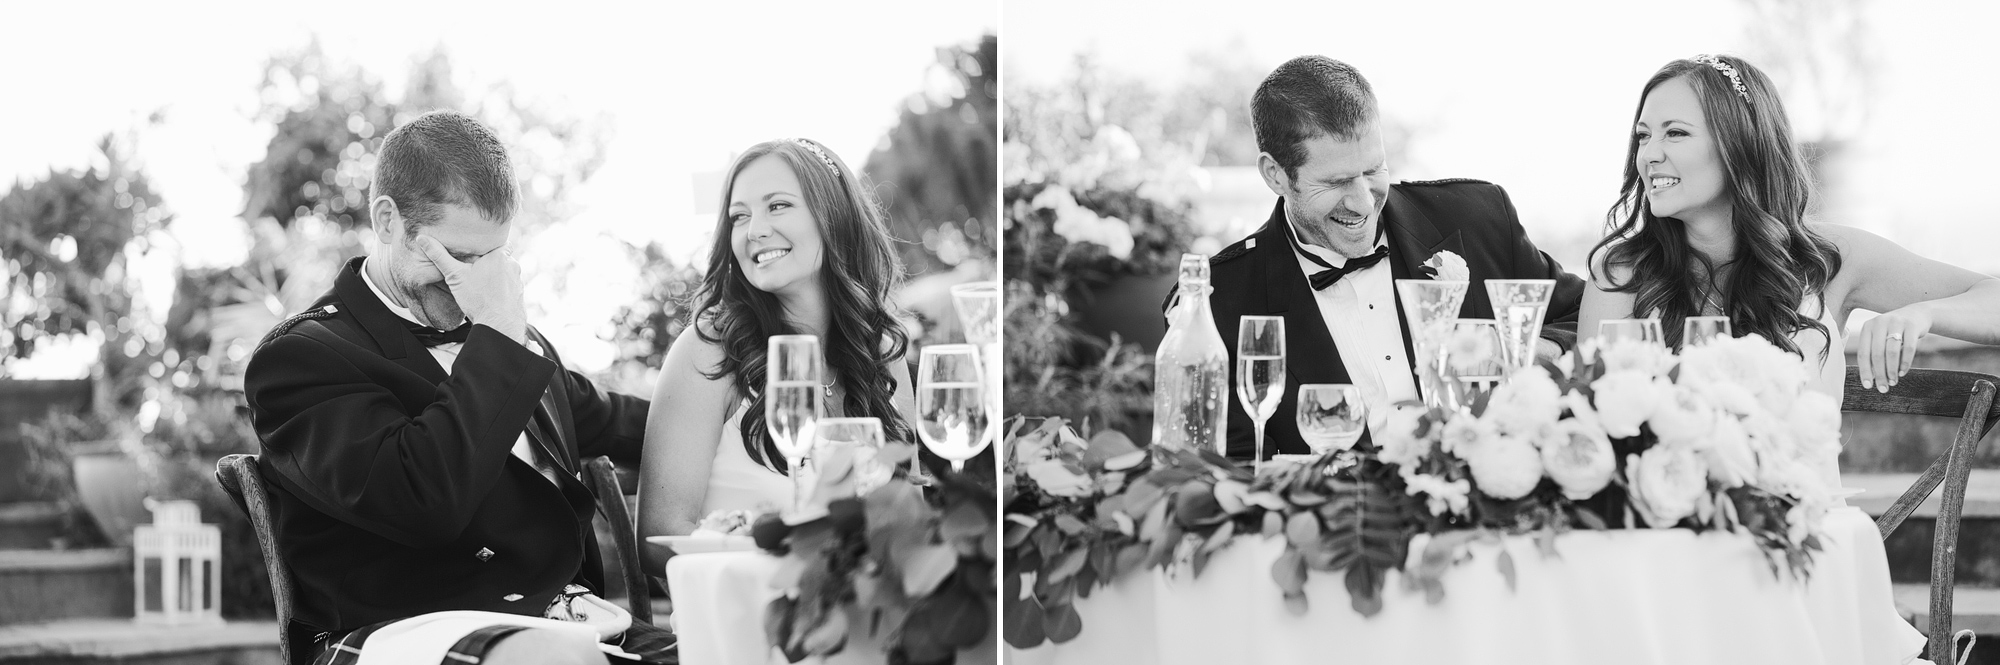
(133, 498, 222, 625)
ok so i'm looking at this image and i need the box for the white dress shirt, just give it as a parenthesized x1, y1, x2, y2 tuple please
(1285, 216, 1419, 436)
(360, 259, 563, 486)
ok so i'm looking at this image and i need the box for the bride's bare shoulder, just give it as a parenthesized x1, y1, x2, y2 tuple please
(661, 322, 731, 385)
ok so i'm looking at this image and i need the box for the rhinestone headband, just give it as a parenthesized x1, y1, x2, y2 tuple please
(1691, 54, 1750, 104)
(789, 138, 841, 176)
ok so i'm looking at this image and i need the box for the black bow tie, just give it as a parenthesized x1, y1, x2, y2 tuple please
(407, 321, 473, 347)
(1288, 221, 1391, 290)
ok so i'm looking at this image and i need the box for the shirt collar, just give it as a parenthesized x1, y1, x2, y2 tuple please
(1284, 209, 1389, 269)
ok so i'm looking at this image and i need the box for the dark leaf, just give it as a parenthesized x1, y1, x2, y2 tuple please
(905, 543, 961, 597)
(1046, 546, 1088, 583)
(1345, 562, 1386, 617)
(1496, 549, 1517, 593)
(1043, 599, 1083, 643)
(1002, 595, 1048, 648)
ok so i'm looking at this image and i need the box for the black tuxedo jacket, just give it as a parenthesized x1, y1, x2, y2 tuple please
(1187, 179, 1584, 459)
(243, 256, 647, 648)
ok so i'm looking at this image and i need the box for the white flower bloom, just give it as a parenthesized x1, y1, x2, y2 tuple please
(1401, 468, 1472, 517)
(1468, 433, 1544, 500)
(1483, 366, 1564, 437)
(1599, 338, 1678, 377)
(1439, 415, 1496, 456)
(1445, 325, 1499, 373)
(1590, 370, 1665, 438)
(1029, 184, 1076, 213)
(1424, 250, 1471, 282)
(1376, 404, 1433, 468)
(1650, 383, 1718, 443)
(1786, 390, 1844, 458)
(1024, 459, 1094, 497)
(1541, 419, 1617, 500)
(1630, 445, 1709, 527)
(1700, 416, 1757, 488)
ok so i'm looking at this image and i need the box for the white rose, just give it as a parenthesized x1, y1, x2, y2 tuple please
(1400, 468, 1472, 517)
(1540, 419, 1617, 500)
(1484, 366, 1564, 437)
(1599, 338, 1678, 377)
(1590, 371, 1665, 439)
(1439, 415, 1496, 456)
(1756, 454, 1830, 504)
(1630, 445, 1709, 527)
(1024, 459, 1093, 498)
(1424, 250, 1471, 282)
(1029, 184, 1076, 213)
(1467, 433, 1544, 500)
(1376, 404, 1433, 468)
(1650, 383, 1717, 443)
(1699, 416, 1757, 488)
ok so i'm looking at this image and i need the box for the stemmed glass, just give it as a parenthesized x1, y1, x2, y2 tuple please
(766, 335, 823, 514)
(814, 417, 889, 496)
(1296, 385, 1367, 455)
(1599, 318, 1665, 346)
(1441, 319, 1507, 412)
(1683, 316, 1732, 347)
(950, 282, 1001, 481)
(1236, 316, 1286, 470)
(1485, 279, 1557, 371)
(917, 344, 991, 473)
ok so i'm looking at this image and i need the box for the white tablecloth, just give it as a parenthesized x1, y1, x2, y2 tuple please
(666, 551, 997, 665)
(1009, 507, 1927, 665)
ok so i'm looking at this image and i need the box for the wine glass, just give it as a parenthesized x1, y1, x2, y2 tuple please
(1442, 319, 1507, 412)
(1295, 384, 1366, 455)
(814, 417, 888, 496)
(766, 335, 823, 514)
(1484, 279, 1556, 371)
(917, 344, 990, 473)
(1236, 316, 1287, 470)
(1683, 316, 1732, 348)
(1599, 318, 1665, 346)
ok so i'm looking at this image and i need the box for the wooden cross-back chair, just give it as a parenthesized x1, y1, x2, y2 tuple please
(1842, 367, 2000, 665)
(215, 454, 653, 665)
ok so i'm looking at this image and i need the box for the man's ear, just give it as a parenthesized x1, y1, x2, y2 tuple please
(368, 196, 401, 241)
(1257, 152, 1290, 197)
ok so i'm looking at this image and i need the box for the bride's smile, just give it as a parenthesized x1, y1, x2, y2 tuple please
(1634, 77, 1729, 225)
(727, 154, 825, 294)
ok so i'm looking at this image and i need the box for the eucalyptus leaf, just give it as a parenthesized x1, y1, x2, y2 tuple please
(904, 543, 961, 597)
(1045, 546, 1088, 583)
(1497, 549, 1517, 593)
(1042, 599, 1083, 643)
(1003, 595, 1048, 648)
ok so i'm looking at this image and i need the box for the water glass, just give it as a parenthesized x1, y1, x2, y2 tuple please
(917, 344, 989, 473)
(1599, 318, 1665, 346)
(1484, 279, 1556, 370)
(1442, 319, 1506, 412)
(1683, 316, 1732, 347)
(814, 417, 889, 496)
(1295, 384, 1366, 455)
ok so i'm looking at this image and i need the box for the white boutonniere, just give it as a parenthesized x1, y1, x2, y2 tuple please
(1423, 250, 1470, 281)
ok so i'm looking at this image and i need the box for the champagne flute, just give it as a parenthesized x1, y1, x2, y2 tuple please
(1442, 319, 1506, 412)
(1599, 318, 1665, 346)
(1683, 316, 1732, 348)
(1236, 316, 1286, 470)
(1295, 384, 1367, 455)
(1484, 279, 1556, 371)
(814, 417, 888, 496)
(950, 281, 1002, 479)
(917, 344, 990, 473)
(766, 335, 823, 514)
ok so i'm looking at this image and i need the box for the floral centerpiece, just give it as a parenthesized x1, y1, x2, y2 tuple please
(754, 443, 997, 664)
(1003, 332, 1840, 648)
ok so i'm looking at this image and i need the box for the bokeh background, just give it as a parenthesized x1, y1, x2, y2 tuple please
(0, 0, 994, 618)
(1003, 0, 2000, 442)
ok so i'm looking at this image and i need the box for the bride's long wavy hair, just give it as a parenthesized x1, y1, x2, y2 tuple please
(693, 139, 913, 473)
(1591, 55, 1841, 359)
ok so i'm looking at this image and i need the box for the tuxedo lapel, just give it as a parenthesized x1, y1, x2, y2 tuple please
(333, 257, 450, 385)
(1257, 201, 1350, 388)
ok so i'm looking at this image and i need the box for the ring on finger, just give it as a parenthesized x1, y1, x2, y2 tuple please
(1886, 332, 1905, 343)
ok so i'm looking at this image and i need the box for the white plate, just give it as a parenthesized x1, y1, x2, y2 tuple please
(646, 535, 757, 555)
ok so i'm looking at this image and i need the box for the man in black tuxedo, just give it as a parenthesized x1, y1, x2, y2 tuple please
(1193, 56, 1584, 460)
(244, 111, 668, 665)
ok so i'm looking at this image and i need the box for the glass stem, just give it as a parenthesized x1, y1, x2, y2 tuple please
(790, 457, 808, 514)
(1253, 419, 1266, 472)
(951, 460, 964, 474)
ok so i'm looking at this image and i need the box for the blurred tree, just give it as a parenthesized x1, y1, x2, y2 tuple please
(0, 136, 168, 413)
(864, 33, 997, 278)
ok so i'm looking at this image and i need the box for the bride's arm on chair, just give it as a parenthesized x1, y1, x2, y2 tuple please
(638, 324, 735, 570)
(1821, 224, 2000, 392)
(1577, 247, 1639, 351)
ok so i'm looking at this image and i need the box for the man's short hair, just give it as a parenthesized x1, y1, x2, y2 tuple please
(371, 110, 516, 233)
(1252, 56, 1379, 180)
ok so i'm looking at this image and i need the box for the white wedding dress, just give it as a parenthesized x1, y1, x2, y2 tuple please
(699, 400, 795, 515)
(1788, 299, 1932, 664)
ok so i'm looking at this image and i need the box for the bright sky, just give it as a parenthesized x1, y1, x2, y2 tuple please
(1004, 0, 2000, 274)
(0, 0, 995, 377)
